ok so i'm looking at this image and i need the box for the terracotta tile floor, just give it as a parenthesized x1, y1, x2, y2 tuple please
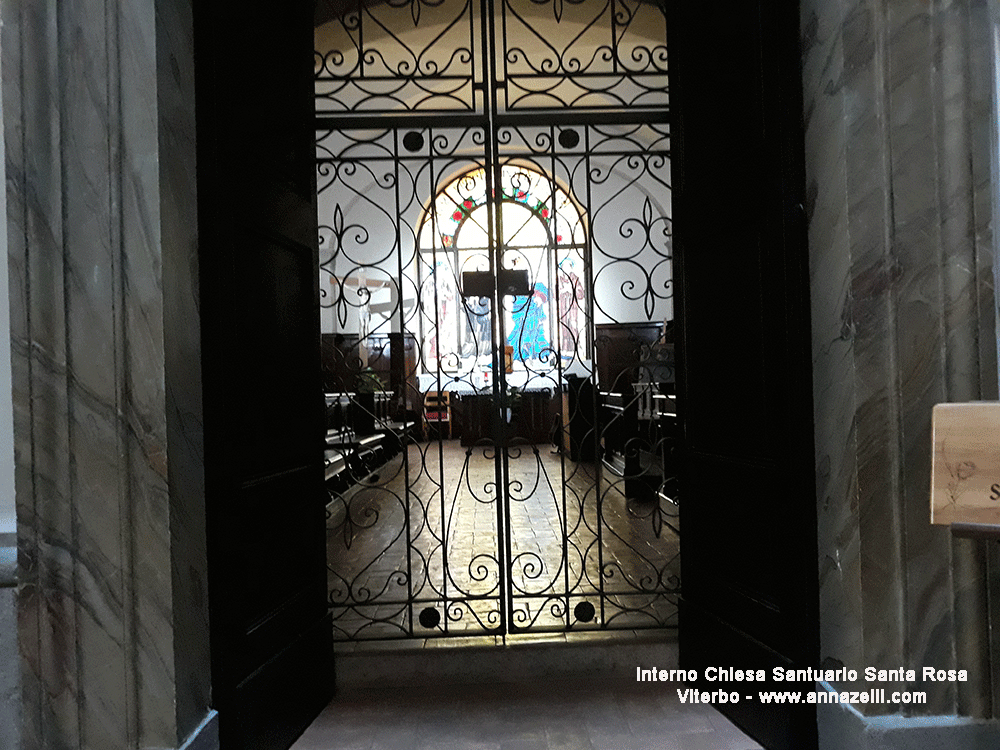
(327, 440, 680, 640)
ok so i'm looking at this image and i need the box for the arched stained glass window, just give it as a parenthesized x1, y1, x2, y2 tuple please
(417, 165, 587, 372)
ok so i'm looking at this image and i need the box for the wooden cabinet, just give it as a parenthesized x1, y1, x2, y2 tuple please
(320, 332, 360, 392)
(564, 374, 596, 461)
(321, 332, 417, 419)
(599, 386, 676, 503)
(594, 321, 664, 392)
(455, 389, 557, 446)
(593, 321, 676, 502)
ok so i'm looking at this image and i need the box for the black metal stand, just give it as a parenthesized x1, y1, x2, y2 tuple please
(950, 523, 1000, 540)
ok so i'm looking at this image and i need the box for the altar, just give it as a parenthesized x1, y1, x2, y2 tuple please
(417, 371, 561, 445)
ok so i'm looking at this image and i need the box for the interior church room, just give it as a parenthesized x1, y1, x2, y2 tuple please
(3, 1, 1000, 750)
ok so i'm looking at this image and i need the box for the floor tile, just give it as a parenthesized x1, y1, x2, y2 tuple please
(292, 674, 763, 750)
(500, 739, 549, 750)
(546, 726, 595, 750)
(677, 727, 762, 750)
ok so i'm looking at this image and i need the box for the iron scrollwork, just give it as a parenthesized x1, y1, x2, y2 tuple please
(317, 0, 677, 641)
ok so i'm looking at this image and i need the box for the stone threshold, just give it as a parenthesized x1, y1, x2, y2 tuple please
(333, 629, 678, 690)
(336, 627, 675, 653)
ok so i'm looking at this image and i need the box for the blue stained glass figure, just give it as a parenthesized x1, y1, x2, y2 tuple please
(508, 282, 549, 361)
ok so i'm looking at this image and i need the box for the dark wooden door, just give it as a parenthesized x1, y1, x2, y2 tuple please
(670, 3, 819, 749)
(194, 3, 334, 748)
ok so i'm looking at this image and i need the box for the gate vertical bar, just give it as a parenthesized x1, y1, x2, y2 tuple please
(392, 127, 415, 637)
(482, 0, 510, 635)
(582, 124, 607, 628)
(551, 123, 572, 630)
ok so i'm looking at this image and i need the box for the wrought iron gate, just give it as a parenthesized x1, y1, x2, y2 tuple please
(316, 0, 678, 639)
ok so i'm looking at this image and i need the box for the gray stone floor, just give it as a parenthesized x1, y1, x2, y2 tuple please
(327, 441, 680, 640)
(294, 633, 762, 750)
(292, 680, 763, 750)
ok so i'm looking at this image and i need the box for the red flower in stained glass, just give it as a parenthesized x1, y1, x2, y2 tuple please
(452, 211, 463, 221)
(463, 200, 474, 208)
(556, 234, 563, 242)
(541, 208, 549, 218)
(517, 191, 526, 200)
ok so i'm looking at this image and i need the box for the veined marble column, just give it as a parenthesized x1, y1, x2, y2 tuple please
(0, 16, 22, 750)
(802, 0, 1000, 737)
(3, 1, 211, 748)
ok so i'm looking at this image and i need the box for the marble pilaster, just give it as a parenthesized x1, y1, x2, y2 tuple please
(156, 0, 212, 736)
(4, 0, 210, 748)
(802, 0, 999, 726)
(802, 0, 865, 685)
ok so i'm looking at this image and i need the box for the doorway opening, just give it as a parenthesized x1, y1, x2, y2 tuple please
(315, 0, 677, 640)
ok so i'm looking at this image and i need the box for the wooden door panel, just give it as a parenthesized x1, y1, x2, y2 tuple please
(681, 455, 782, 620)
(681, 601, 802, 750)
(672, 2, 818, 749)
(235, 232, 322, 478)
(225, 616, 333, 750)
(194, 3, 334, 749)
(235, 469, 326, 648)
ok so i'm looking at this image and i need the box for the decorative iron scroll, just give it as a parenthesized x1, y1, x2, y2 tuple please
(315, 0, 481, 114)
(499, 0, 669, 111)
(317, 0, 675, 641)
(315, 0, 668, 115)
(318, 122, 677, 640)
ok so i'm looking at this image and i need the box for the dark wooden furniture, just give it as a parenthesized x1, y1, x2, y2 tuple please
(365, 333, 419, 416)
(321, 332, 360, 392)
(592, 322, 677, 502)
(423, 391, 453, 440)
(322, 332, 418, 420)
(598, 385, 678, 504)
(594, 321, 664, 392)
(564, 374, 596, 461)
(453, 388, 558, 446)
(323, 388, 414, 497)
(320, 333, 417, 484)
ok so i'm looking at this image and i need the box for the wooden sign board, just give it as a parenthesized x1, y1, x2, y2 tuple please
(931, 403, 1000, 526)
